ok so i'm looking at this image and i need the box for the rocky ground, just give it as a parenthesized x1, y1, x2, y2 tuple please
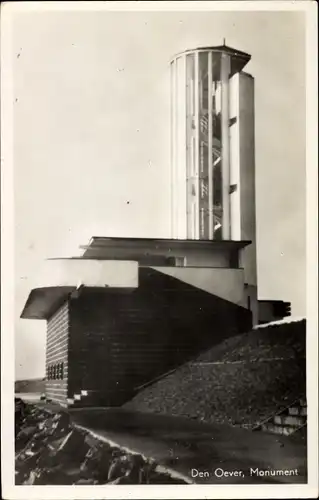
(15, 398, 187, 485)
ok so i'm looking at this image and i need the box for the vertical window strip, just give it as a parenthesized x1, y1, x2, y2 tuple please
(221, 52, 231, 239)
(194, 51, 200, 239)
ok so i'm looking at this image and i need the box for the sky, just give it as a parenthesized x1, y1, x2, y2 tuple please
(11, 7, 306, 380)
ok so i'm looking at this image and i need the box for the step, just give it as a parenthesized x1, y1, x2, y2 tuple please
(261, 423, 295, 436)
(288, 406, 307, 417)
(291, 424, 307, 439)
(274, 415, 305, 427)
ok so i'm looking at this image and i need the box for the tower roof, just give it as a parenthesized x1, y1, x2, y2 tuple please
(171, 44, 251, 74)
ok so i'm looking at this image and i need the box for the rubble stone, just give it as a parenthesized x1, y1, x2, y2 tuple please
(15, 401, 187, 485)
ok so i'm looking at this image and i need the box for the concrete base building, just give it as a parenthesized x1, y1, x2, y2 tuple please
(20, 45, 290, 407)
(21, 238, 253, 406)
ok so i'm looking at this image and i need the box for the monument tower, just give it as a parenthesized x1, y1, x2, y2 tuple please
(170, 44, 258, 321)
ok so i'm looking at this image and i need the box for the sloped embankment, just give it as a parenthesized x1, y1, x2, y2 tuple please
(15, 378, 45, 394)
(124, 320, 306, 429)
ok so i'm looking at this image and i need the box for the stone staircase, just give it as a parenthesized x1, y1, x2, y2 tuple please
(254, 398, 307, 437)
(67, 390, 95, 407)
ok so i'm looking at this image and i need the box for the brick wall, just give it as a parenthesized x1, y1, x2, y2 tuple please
(67, 267, 251, 406)
(46, 301, 70, 405)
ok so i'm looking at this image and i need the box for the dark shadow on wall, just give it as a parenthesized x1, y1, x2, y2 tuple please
(68, 267, 252, 406)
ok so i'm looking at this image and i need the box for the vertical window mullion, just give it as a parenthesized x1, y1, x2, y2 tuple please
(208, 51, 213, 240)
(194, 51, 200, 239)
(170, 61, 175, 237)
(173, 60, 178, 237)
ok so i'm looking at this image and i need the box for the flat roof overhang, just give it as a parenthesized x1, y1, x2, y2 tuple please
(81, 236, 251, 260)
(21, 259, 138, 320)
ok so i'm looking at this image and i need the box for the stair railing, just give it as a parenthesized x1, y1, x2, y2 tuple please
(252, 395, 306, 431)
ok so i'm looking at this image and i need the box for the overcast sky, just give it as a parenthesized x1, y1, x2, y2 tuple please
(12, 8, 306, 380)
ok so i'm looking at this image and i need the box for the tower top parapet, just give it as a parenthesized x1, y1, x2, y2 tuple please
(170, 44, 251, 75)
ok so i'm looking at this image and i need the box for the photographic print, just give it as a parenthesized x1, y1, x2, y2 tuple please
(1, 1, 318, 499)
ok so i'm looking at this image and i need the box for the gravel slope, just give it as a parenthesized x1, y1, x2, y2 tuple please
(124, 320, 306, 428)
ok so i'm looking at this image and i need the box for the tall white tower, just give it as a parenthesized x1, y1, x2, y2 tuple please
(170, 44, 258, 322)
